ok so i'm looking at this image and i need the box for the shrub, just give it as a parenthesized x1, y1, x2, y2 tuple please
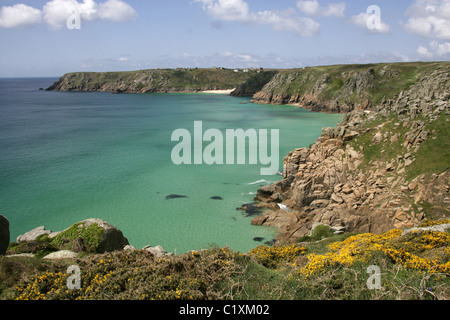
(248, 244, 307, 269)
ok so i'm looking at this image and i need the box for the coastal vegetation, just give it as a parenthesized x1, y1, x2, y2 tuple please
(1, 219, 449, 300)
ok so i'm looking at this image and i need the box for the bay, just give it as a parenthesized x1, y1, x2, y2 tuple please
(0, 78, 343, 253)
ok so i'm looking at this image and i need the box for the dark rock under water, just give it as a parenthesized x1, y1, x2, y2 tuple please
(166, 194, 189, 200)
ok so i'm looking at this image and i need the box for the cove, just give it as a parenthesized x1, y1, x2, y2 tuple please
(0, 78, 344, 254)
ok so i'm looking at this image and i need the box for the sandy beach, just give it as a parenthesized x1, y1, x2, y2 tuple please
(200, 88, 235, 94)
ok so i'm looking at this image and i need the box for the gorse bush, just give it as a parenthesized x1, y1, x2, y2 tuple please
(297, 228, 450, 279)
(11, 247, 248, 300)
(247, 244, 307, 268)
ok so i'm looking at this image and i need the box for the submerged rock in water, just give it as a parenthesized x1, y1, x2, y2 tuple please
(166, 194, 189, 200)
(236, 203, 263, 217)
(210, 196, 223, 200)
(253, 237, 265, 242)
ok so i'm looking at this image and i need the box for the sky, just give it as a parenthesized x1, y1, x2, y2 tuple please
(0, 0, 449, 77)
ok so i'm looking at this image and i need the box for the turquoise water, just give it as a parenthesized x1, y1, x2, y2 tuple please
(0, 78, 343, 253)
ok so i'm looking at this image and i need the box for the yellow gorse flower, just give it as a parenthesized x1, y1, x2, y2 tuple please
(298, 228, 450, 279)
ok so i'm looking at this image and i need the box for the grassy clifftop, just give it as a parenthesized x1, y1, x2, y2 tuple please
(251, 62, 450, 113)
(46, 68, 271, 94)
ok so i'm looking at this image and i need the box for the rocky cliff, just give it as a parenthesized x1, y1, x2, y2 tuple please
(230, 70, 279, 96)
(252, 63, 450, 243)
(251, 62, 448, 114)
(46, 68, 264, 94)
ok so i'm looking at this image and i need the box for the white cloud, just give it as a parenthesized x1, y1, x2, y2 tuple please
(297, 0, 345, 18)
(430, 40, 450, 55)
(98, 0, 137, 22)
(196, 0, 250, 22)
(195, 0, 320, 37)
(403, 0, 450, 40)
(416, 40, 450, 60)
(349, 12, 391, 33)
(0, 0, 136, 29)
(44, 0, 85, 29)
(417, 45, 434, 58)
(0, 4, 42, 28)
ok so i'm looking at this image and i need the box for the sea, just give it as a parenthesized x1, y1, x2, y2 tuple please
(0, 78, 343, 254)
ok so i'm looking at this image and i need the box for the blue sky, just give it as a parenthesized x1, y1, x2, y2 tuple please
(0, 0, 449, 77)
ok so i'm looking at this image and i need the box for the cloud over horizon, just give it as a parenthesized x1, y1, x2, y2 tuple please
(0, 0, 137, 30)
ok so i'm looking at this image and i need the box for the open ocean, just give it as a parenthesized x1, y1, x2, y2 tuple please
(0, 78, 343, 253)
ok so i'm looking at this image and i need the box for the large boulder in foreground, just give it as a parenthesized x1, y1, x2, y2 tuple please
(0, 215, 10, 255)
(50, 219, 129, 254)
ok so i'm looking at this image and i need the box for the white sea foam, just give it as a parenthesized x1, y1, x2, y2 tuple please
(247, 179, 272, 185)
(241, 192, 257, 196)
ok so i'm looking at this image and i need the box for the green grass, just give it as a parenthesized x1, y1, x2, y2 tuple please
(406, 113, 450, 180)
(347, 110, 449, 182)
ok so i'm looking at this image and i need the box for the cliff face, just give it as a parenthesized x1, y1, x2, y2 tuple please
(251, 62, 448, 114)
(46, 68, 260, 94)
(252, 63, 450, 243)
(230, 70, 279, 96)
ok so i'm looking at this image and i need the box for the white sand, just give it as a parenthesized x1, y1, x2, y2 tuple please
(200, 88, 235, 94)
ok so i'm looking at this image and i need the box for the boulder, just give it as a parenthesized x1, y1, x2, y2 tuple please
(53, 219, 129, 253)
(16, 226, 51, 242)
(143, 245, 170, 258)
(82, 218, 129, 252)
(0, 215, 10, 255)
(43, 250, 78, 260)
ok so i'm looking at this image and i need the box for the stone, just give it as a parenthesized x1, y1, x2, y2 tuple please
(331, 193, 344, 204)
(408, 180, 418, 191)
(6, 253, 35, 258)
(0, 215, 10, 255)
(373, 132, 383, 143)
(255, 184, 279, 202)
(341, 184, 352, 194)
(386, 163, 395, 172)
(54, 219, 129, 253)
(143, 245, 170, 258)
(310, 199, 330, 208)
(394, 210, 408, 222)
(343, 131, 359, 141)
(16, 226, 51, 242)
(390, 133, 399, 143)
(81, 219, 129, 252)
(43, 250, 78, 260)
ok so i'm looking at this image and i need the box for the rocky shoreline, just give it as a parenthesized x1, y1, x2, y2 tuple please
(250, 63, 449, 243)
